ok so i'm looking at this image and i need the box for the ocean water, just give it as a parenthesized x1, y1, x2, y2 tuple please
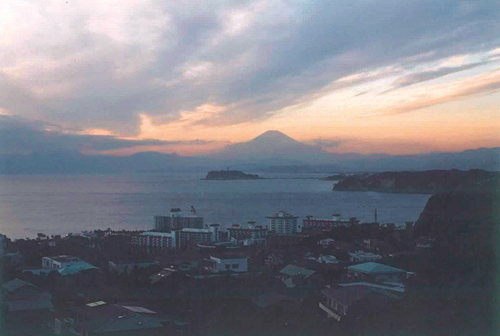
(0, 173, 431, 239)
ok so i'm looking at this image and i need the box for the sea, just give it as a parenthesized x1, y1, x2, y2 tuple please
(0, 172, 431, 239)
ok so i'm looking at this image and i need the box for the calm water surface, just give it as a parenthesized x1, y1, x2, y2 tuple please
(0, 173, 431, 239)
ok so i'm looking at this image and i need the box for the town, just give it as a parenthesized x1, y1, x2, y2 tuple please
(1, 195, 495, 336)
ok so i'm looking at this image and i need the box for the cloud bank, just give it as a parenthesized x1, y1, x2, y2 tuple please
(0, 0, 499, 137)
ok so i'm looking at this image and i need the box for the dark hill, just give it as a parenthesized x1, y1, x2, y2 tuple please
(203, 170, 262, 180)
(333, 169, 500, 194)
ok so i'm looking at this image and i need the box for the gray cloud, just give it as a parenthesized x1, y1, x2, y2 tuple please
(0, 0, 499, 133)
(0, 115, 213, 154)
(306, 138, 343, 149)
(390, 61, 490, 90)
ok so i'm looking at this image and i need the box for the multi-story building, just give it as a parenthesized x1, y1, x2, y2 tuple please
(267, 211, 299, 235)
(303, 214, 358, 231)
(154, 208, 204, 232)
(134, 225, 220, 250)
(227, 222, 268, 241)
(180, 227, 216, 247)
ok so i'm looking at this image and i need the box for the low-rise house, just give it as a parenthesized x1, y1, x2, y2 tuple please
(43, 255, 86, 269)
(319, 239, 356, 252)
(264, 253, 284, 270)
(108, 260, 159, 274)
(278, 264, 317, 288)
(206, 254, 248, 273)
(54, 302, 187, 335)
(317, 254, 339, 264)
(415, 237, 435, 249)
(348, 251, 382, 262)
(1, 278, 53, 313)
(24, 256, 98, 277)
(319, 285, 394, 322)
(346, 262, 408, 283)
(1, 279, 54, 334)
(150, 267, 189, 286)
(251, 292, 302, 313)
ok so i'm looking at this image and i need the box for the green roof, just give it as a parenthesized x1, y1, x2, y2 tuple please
(347, 262, 406, 274)
(58, 262, 98, 276)
(279, 264, 315, 278)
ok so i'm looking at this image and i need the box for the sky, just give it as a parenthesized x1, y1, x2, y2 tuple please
(0, 0, 499, 156)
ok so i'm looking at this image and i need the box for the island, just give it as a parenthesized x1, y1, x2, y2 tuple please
(319, 173, 347, 181)
(203, 170, 263, 180)
(333, 169, 500, 194)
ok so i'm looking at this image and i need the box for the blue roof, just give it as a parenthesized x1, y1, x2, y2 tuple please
(347, 262, 406, 274)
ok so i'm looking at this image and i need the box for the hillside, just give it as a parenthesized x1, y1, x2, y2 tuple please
(333, 169, 500, 194)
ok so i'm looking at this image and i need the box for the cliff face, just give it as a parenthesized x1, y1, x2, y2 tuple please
(333, 169, 500, 194)
(204, 170, 262, 180)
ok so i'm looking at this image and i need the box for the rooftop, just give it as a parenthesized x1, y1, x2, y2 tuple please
(322, 286, 375, 307)
(58, 262, 98, 275)
(2, 278, 37, 293)
(46, 255, 84, 263)
(279, 264, 315, 278)
(347, 262, 406, 274)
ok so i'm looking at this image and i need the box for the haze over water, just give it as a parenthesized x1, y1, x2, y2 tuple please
(0, 173, 430, 239)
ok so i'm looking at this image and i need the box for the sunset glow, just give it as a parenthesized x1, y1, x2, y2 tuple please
(0, 0, 498, 156)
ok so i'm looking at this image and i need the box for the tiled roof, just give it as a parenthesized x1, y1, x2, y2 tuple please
(347, 262, 406, 274)
(2, 278, 36, 292)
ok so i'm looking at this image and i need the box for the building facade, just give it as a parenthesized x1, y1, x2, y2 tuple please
(207, 255, 248, 273)
(154, 208, 204, 232)
(303, 215, 358, 231)
(267, 211, 299, 235)
(227, 223, 268, 241)
(134, 225, 219, 250)
(42, 256, 86, 269)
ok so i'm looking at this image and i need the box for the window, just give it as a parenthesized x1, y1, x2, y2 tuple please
(232, 264, 239, 269)
(225, 264, 231, 270)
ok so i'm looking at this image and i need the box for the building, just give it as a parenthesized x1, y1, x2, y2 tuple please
(303, 214, 358, 231)
(108, 260, 159, 274)
(348, 251, 383, 262)
(180, 227, 217, 247)
(154, 208, 204, 232)
(346, 262, 408, 283)
(317, 254, 339, 264)
(227, 222, 268, 241)
(1, 278, 53, 313)
(42, 255, 86, 269)
(133, 231, 178, 249)
(319, 285, 394, 322)
(134, 226, 219, 250)
(1, 279, 54, 333)
(55, 302, 187, 335)
(206, 254, 248, 273)
(267, 211, 299, 235)
(278, 264, 316, 288)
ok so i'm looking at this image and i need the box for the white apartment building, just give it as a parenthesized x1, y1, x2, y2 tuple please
(267, 211, 299, 235)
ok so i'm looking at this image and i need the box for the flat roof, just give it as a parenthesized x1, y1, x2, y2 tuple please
(347, 262, 406, 274)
